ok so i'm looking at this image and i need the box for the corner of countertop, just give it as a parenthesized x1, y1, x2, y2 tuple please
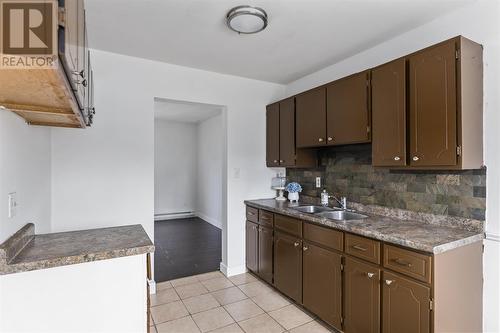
(0, 223, 35, 264)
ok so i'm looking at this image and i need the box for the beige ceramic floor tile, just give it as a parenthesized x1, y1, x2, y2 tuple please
(156, 315, 201, 333)
(175, 282, 209, 299)
(157, 281, 173, 291)
(150, 325, 158, 333)
(201, 277, 234, 292)
(251, 291, 290, 312)
(238, 281, 273, 298)
(238, 313, 285, 333)
(197, 271, 225, 281)
(151, 288, 180, 306)
(171, 276, 200, 287)
(150, 300, 189, 325)
(192, 307, 235, 332)
(268, 304, 313, 330)
(223, 299, 264, 322)
(183, 293, 221, 314)
(211, 286, 248, 305)
(228, 273, 258, 286)
(208, 323, 244, 333)
(150, 313, 155, 326)
(288, 321, 336, 333)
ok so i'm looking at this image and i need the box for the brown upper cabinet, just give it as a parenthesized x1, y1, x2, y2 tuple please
(372, 36, 483, 169)
(326, 71, 371, 145)
(372, 58, 407, 167)
(266, 98, 317, 167)
(296, 88, 327, 148)
(0, 0, 94, 128)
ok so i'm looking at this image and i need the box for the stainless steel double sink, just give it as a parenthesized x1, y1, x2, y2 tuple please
(291, 205, 368, 221)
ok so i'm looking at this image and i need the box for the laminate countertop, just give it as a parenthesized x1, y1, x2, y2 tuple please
(0, 223, 154, 275)
(245, 199, 483, 254)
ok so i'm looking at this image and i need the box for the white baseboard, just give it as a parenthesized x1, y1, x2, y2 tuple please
(196, 212, 221, 229)
(148, 279, 156, 295)
(220, 262, 247, 277)
(154, 212, 195, 221)
(486, 233, 500, 242)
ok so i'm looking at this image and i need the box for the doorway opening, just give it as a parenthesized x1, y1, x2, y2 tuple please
(153, 97, 226, 282)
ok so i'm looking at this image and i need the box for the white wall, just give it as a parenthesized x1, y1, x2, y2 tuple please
(285, 2, 500, 331)
(196, 113, 223, 228)
(154, 120, 197, 216)
(50, 49, 285, 275)
(0, 110, 51, 243)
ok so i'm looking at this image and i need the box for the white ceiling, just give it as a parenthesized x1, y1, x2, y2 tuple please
(85, 0, 474, 84)
(154, 98, 223, 123)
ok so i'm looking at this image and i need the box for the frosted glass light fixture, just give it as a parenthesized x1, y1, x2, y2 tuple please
(226, 6, 268, 34)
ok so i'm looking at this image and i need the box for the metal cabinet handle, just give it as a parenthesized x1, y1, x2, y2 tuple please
(303, 246, 309, 251)
(75, 79, 87, 87)
(248, 212, 255, 216)
(273, 160, 278, 163)
(318, 138, 324, 142)
(327, 137, 333, 142)
(279, 160, 284, 163)
(367, 272, 375, 279)
(394, 258, 413, 267)
(352, 244, 367, 252)
(385, 279, 394, 286)
(412, 156, 419, 161)
(72, 70, 85, 78)
(252, 226, 257, 230)
(394, 156, 401, 161)
(294, 241, 300, 247)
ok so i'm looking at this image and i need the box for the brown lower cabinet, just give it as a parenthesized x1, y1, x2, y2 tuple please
(258, 225, 273, 284)
(382, 271, 431, 333)
(274, 231, 302, 303)
(344, 257, 380, 333)
(302, 242, 342, 328)
(245, 206, 483, 333)
(245, 221, 258, 272)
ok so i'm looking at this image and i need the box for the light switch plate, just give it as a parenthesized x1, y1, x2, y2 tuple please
(316, 177, 321, 188)
(8, 192, 17, 218)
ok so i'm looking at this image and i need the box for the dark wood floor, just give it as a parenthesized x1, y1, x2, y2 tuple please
(154, 217, 222, 282)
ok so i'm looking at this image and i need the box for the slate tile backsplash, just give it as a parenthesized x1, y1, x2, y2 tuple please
(286, 144, 486, 220)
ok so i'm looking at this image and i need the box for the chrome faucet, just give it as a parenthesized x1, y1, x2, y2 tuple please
(320, 189, 347, 210)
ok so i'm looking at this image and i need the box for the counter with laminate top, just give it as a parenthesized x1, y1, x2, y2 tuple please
(245, 198, 483, 254)
(0, 223, 154, 275)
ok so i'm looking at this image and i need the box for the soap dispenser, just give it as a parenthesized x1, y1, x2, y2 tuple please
(320, 189, 329, 206)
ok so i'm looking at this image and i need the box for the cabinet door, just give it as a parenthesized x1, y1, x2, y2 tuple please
(296, 88, 326, 148)
(258, 225, 273, 284)
(326, 72, 370, 145)
(344, 257, 380, 333)
(409, 40, 457, 166)
(246, 221, 259, 273)
(372, 59, 407, 166)
(382, 271, 431, 333)
(278, 98, 296, 167)
(274, 231, 302, 303)
(302, 242, 342, 328)
(266, 103, 280, 167)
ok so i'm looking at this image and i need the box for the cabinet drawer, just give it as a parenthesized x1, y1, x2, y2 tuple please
(345, 234, 380, 264)
(246, 206, 258, 223)
(383, 245, 432, 283)
(259, 210, 274, 227)
(275, 214, 303, 237)
(303, 223, 343, 252)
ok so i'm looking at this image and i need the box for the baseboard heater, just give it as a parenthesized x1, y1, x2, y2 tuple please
(154, 211, 196, 221)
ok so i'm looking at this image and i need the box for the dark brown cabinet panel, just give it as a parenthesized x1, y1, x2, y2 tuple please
(326, 72, 370, 145)
(274, 231, 302, 303)
(302, 243, 342, 328)
(372, 59, 407, 166)
(258, 225, 273, 284)
(344, 257, 380, 333)
(266, 103, 280, 167)
(246, 221, 259, 273)
(382, 271, 431, 333)
(278, 98, 296, 166)
(296, 88, 327, 148)
(409, 40, 457, 167)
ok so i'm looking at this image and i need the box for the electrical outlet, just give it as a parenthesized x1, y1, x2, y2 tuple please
(8, 192, 17, 218)
(315, 177, 321, 188)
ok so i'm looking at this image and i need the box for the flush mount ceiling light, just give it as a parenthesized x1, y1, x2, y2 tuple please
(226, 5, 268, 34)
